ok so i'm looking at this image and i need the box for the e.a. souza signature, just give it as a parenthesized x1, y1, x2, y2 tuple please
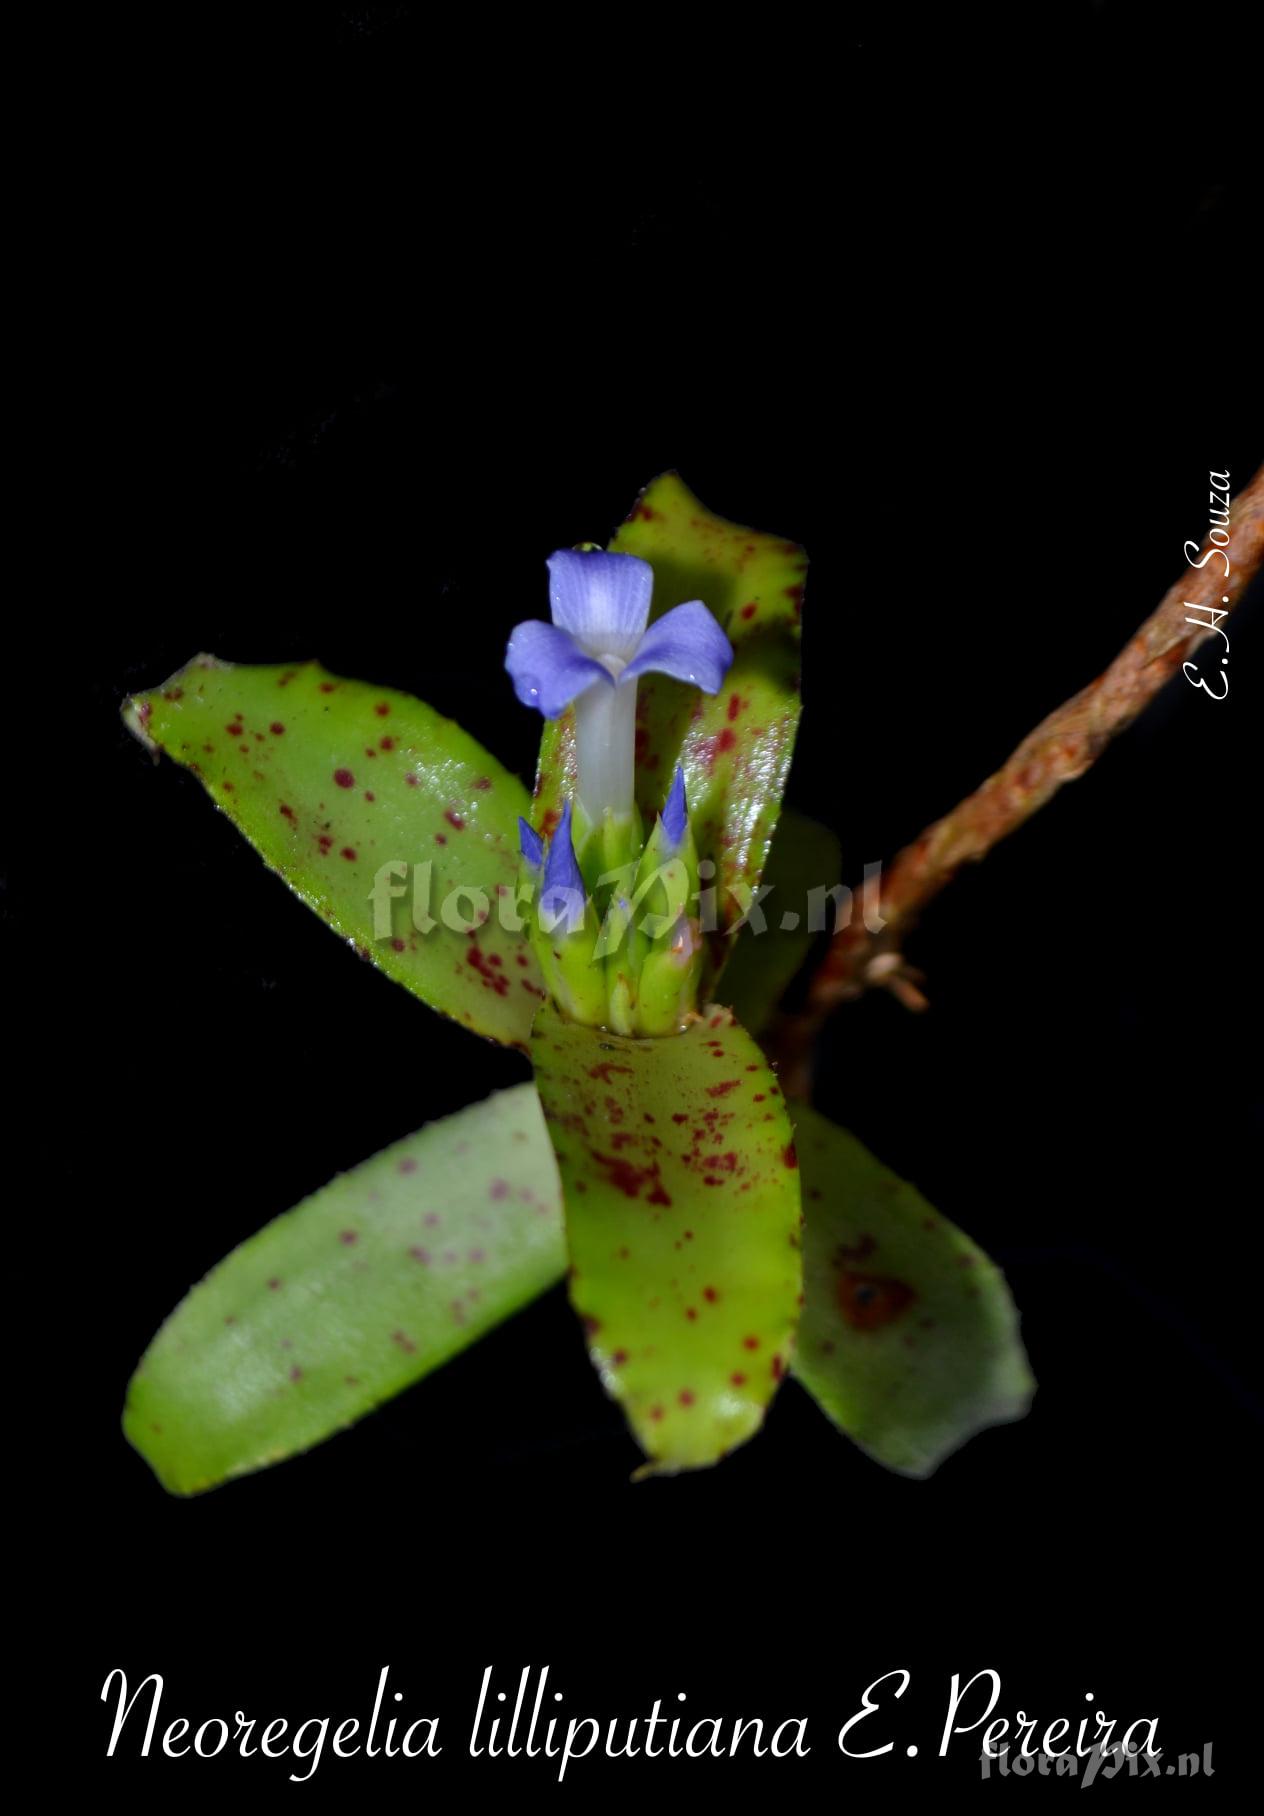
(1183, 469, 1232, 701)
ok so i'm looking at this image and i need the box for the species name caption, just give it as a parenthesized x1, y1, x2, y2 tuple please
(101, 1666, 1165, 1782)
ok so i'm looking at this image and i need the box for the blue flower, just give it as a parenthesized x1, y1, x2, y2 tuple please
(506, 550, 733, 717)
(505, 550, 733, 821)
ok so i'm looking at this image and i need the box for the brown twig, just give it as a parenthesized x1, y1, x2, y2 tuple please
(772, 463, 1264, 1098)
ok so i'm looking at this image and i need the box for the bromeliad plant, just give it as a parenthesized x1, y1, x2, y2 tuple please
(122, 474, 1033, 1492)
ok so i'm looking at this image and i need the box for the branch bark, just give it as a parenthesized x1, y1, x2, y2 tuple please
(772, 462, 1264, 1098)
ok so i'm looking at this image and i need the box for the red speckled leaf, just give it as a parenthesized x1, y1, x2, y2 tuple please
(792, 1105, 1034, 1475)
(531, 473, 804, 977)
(125, 1085, 566, 1495)
(124, 656, 544, 1047)
(530, 1001, 803, 1472)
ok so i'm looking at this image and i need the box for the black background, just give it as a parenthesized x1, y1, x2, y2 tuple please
(49, 2, 1260, 1797)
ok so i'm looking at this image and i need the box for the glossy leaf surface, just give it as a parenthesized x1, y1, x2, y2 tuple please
(530, 1002, 803, 1472)
(125, 1085, 566, 1494)
(792, 1105, 1034, 1475)
(124, 656, 543, 1046)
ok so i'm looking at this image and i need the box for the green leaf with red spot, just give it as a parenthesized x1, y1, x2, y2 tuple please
(530, 1001, 803, 1472)
(124, 656, 544, 1047)
(531, 473, 804, 981)
(791, 1105, 1034, 1476)
(123, 1081, 1030, 1493)
(125, 1085, 566, 1495)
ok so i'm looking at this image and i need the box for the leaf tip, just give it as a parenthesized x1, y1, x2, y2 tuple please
(121, 693, 159, 756)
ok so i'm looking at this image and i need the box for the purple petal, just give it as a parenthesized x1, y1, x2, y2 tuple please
(547, 550, 653, 659)
(505, 619, 610, 718)
(661, 764, 688, 849)
(620, 598, 733, 693)
(540, 799, 586, 934)
(518, 817, 544, 870)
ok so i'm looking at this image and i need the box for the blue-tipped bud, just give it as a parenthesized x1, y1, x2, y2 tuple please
(661, 763, 688, 850)
(540, 798, 587, 935)
(518, 816, 544, 871)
